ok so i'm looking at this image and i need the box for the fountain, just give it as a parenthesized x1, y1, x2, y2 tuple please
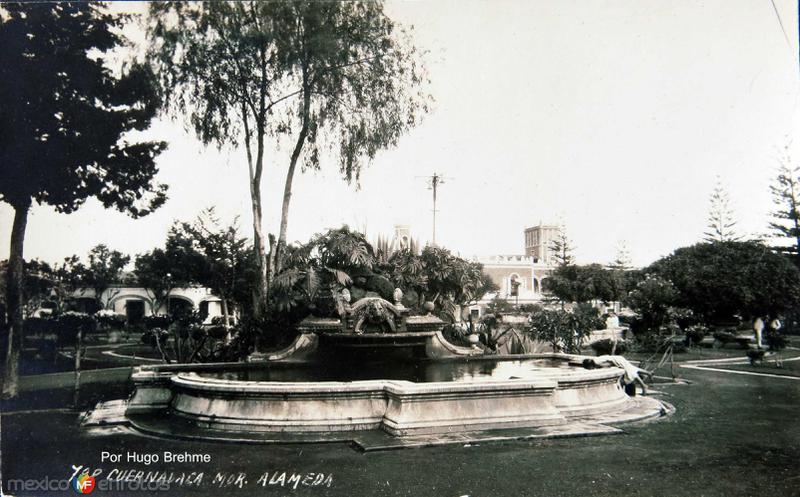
(85, 292, 669, 448)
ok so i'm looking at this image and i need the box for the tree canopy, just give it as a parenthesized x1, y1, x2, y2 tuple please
(548, 227, 574, 267)
(648, 241, 800, 321)
(704, 179, 740, 243)
(769, 153, 800, 259)
(1, 3, 167, 216)
(544, 264, 623, 304)
(1, 2, 167, 398)
(146, 1, 431, 316)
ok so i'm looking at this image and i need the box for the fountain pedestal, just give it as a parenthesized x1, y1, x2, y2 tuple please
(249, 297, 483, 362)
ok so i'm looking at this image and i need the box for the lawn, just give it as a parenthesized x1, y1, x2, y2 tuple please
(2, 353, 799, 497)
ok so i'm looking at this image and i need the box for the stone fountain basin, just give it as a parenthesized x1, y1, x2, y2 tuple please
(126, 354, 643, 437)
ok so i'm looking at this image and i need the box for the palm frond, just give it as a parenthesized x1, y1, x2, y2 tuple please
(272, 268, 304, 290)
(324, 267, 352, 286)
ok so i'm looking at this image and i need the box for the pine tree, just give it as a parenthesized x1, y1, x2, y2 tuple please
(704, 178, 740, 242)
(769, 150, 800, 259)
(549, 226, 574, 267)
(609, 240, 632, 270)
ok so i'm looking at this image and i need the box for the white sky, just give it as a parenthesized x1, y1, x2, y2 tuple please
(1, 0, 799, 268)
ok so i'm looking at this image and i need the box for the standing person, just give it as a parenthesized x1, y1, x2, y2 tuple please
(753, 317, 765, 349)
(768, 316, 784, 368)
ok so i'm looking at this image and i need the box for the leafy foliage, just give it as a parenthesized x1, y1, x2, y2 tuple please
(270, 226, 366, 317)
(145, 1, 432, 313)
(388, 246, 496, 320)
(140, 309, 235, 364)
(624, 274, 680, 332)
(0, 259, 57, 315)
(268, 226, 495, 330)
(548, 226, 575, 267)
(0, 2, 167, 215)
(648, 241, 800, 321)
(170, 209, 257, 318)
(71, 245, 130, 306)
(485, 296, 515, 315)
(769, 147, 800, 259)
(704, 178, 740, 243)
(590, 338, 628, 356)
(1, 2, 166, 397)
(544, 264, 624, 304)
(526, 308, 596, 354)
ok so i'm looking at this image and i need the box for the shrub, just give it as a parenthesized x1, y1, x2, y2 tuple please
(518, 303, 544, 314)
(365, 274, 395, 301)
(634, 332, 684, 354)
(527, 308, 596, 354)
(55, 311, 96, 347)
(58, 311, 96, 331)
(94, 309, 126, 330)
(685, 324, 708, 345)
(590, 338, 628, 355)
(486, 295, 515, 315)
(141, 327, 169, 348)
(574, 303, 605, 331)
(142, 314, 171, 330)
(24, 317, 54, 336)
(210, 315, 236, 327)
(206, 325, 229, 340)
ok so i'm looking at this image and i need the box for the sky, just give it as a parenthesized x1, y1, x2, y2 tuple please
(1, 0, 799, 268)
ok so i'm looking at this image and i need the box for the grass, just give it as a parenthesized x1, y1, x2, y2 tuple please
(704, 355, 800, 377)
(2, 353, 799, 496)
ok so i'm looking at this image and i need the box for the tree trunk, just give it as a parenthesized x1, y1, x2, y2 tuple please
(221, 296, 231, 343)
(73, 326, 82, 408)
(3, 203, 29, 398)
(249, 170, 267, 317)
(243, 97, 267, 319)
(275, 78, 312, 276)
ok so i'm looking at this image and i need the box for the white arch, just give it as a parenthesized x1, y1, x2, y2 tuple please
(108, 294, 154, 315)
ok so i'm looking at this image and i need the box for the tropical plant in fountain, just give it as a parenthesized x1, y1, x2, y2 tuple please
(386, 245, 497, 320)
(270, 227, 365, 315)
(268, 226, 496, 330)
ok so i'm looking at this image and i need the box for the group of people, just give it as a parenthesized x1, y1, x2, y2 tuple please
(752, 316, 785, 367)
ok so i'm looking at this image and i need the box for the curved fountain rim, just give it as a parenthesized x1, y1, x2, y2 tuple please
(170, 373, 562, 393)
(169, 363, 625, 391)
(132, 352, 593, 374)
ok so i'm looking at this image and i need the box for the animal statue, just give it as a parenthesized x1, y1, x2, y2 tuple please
(353, 298, 397, 334)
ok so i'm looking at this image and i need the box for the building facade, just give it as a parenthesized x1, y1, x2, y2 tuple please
(524, 223, 560, 264)
(65, 286, 227, 326)
(471, 224, 559, 315)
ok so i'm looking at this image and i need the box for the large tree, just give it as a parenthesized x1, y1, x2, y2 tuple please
(171, 209, 255, 326)
(146, 2, 285, 314)
(704, 178, 740, 243)
(146, 1, 430, 317)
(0, 3, 167, 397)
(269, 1, 430, 275)
(769, 156, 800, 260)
(649, 241, 800, 322)
(548, 226, 575, 267)
(544, 264, 622, 304)
(81, 245, 130, 309)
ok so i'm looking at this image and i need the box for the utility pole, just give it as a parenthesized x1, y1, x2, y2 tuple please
(430, 173, 442, 245)
(417, 173, 451, 246)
